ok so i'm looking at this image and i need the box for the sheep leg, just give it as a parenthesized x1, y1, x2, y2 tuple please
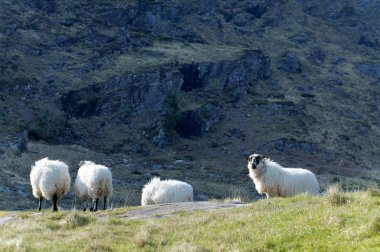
(103, 196, 107, 210)
(52, 194, 58, 212)
(92, 198, 99, 212)
(38, 197, 43, 211)
(83, 201, 87, 212)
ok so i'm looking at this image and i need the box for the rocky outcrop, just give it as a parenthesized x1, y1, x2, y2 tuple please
(180, 50, 270, 104)
(277, 53, 302, 73)
(356, 63, 380, 79)
(60, 50, 270, 150)
(62, 69, 183, 120)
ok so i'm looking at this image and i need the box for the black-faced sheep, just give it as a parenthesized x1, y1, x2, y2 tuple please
(30, 157, 71, 211)
(141, 177, 193, 206)
(247, 153, 320, 198)
(74, 161, 113, 212)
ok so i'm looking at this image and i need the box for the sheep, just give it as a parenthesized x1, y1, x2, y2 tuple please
(246, 153, 319, 198)
(141, 177, 193, 206)
(30, 157, 71, 211)
(74, 161, 113, 212)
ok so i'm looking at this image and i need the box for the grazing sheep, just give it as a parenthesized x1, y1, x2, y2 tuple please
(30, 157, 71, 211)
(74, 161, 113, 212)
(247, 153, 319, 198)
(141, 177, 193, 206)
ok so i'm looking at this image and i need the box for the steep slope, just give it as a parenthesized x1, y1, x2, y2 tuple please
(0, 0, 379, 209)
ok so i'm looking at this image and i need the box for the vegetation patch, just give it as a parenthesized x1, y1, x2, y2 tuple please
(1, 192, 380, 251)
(60, 212, 94, 229)
(366, 187, 380, 197)
(325, 185, 350, 206)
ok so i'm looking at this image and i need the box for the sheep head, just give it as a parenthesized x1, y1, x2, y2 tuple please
(247, 153, 266, 169)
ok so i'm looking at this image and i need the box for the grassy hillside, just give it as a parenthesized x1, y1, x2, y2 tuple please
(1, 0, 380, 210)
(2, 190, 380, 251)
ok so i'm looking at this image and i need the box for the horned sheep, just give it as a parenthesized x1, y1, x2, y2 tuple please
(141, 177, 193, 206)
(247, 153, 319, 198)
(74, 160, 113, 212)
(30, 157, 71, 211)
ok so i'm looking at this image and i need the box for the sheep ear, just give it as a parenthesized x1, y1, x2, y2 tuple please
(260, 155, 266, 159)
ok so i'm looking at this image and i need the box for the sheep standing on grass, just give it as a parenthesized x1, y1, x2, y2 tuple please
(247, 153, 319, 198)
(141, 177, 193, 206)
(30, 157, 71, 212)
(74, 161, 113, 212)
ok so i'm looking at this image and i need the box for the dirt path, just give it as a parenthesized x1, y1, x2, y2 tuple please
(0, 216, 17, 225)
(117, 201, 248, 220)
(0, 201, 248, 225)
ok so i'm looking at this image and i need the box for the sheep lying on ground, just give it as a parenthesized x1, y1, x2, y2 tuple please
(247, 153, 319, 198)
(30, 157, 71, 211)
(74, 161, 113, 212)
(141, 177, 193, 206)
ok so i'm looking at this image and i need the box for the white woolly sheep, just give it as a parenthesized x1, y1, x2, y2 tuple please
(247, 153, 319, 198)
(141, 177, 193, 206)
(30, 157, 71, 211)
(74, 161, 113, 212)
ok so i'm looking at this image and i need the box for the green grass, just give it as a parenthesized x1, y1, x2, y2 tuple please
(2, 192, 380, 251)
(93, 41, 246, 84)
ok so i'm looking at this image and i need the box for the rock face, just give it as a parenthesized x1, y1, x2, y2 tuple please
(356, 64, 380, 79)
(152, 129, 170, 149)
(277, 53, 302, 73)
(180, 50, 270, 93)
(60, 50, 270, 150)
(62, 69, 184, 119)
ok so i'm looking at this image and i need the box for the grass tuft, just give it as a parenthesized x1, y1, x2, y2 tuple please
(325, 185, 350, 206)
(366, 187, 380, 197)
(3, 239, 25, 252)
(19, 212, 33, 219)
(134, 230, 151, 248)
(46, 212, 66, 221)
(85, 242, 113, 252)
(169, 242, 208, 252)
(367, 217, 380, 236)
(60, 212, 94, 229)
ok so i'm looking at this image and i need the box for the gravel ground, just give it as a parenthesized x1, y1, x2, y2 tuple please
(116, 201, 248, 220)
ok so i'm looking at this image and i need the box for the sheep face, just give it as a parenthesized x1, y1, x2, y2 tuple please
(247, 153, 266, 170)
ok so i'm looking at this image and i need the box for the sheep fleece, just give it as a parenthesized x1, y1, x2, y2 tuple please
(30, 158, 71, 200)
(248, 157, 319, 198)
(74, 162, 113, 200)
(141, 177, 193, 206)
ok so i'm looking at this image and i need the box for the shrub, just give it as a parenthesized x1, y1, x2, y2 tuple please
(163, 92, 179, 132)
(29, 109, 67, 143)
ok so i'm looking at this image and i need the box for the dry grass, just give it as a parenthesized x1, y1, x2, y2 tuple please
(2, 192, 380, 251)
(366, 187, 380, 197)
(325, 185, 350, 206)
